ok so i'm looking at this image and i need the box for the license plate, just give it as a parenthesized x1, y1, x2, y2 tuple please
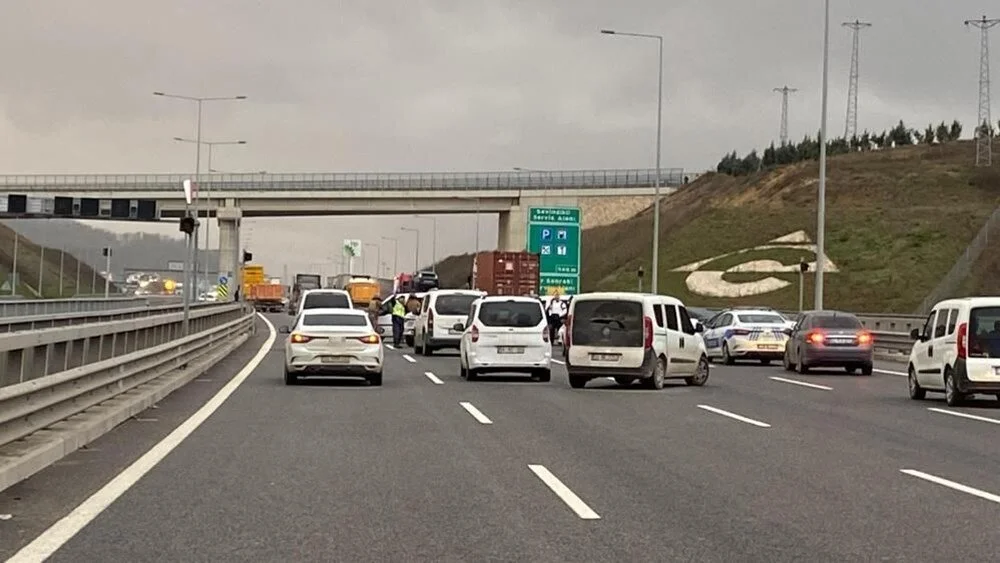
(321, 356, 349, 364)
(758, 344, 780, 350)
(497, 346, 524, 354)
(591, 353, 620, 362)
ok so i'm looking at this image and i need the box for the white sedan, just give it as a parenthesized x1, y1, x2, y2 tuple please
(281, 307, 384, 386)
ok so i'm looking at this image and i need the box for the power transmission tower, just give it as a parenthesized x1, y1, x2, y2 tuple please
(774, 86, 797, 145)
(966, 16, 1000, 166)
(842, 20, 872, 140)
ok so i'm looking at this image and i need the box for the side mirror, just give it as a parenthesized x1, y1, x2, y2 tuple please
(376, 326, 385, 335)
(279, 326, 290, 334)
(693, 323, 704, 333)
(910, 328, 920, 341)
(782, 328, 793, 336)
(452, 322, 465, 331)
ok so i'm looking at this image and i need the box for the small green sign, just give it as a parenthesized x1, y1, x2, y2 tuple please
(527, 206, 581, 295)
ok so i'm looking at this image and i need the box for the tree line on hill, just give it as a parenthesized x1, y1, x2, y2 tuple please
(716, 119, 1000, 176)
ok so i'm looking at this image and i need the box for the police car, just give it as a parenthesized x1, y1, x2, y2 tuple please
(702, 308, 791, 365)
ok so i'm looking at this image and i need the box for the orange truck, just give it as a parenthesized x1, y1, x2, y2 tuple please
(345, 276, 381, 308)
(248, 282, 285, 312)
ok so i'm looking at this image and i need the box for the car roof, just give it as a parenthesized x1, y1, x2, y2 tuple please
(430, 289, 486, 297)
(726, 309, 785, 317)
(572, 291, 684, 306)
(300, 307, 364, 316)
(478, 295, 543, 304)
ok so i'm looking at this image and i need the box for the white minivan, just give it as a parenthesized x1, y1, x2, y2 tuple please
(413, 289, 486, 355)
(565, 292, 710, 390)
(907, 297, 1000, 406)
(455, 296, 552, 381)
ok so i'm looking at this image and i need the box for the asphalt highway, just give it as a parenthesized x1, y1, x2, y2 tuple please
(4, 313, 1000, 561)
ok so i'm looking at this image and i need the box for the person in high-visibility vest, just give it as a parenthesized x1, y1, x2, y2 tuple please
(391, 296, 406, 347)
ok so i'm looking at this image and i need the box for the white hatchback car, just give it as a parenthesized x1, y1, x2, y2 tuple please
(907, 297, 1000, 406)
(455, 296, 552, 381)
(281, 307, 383, 386)
(565, 292, 709, 390)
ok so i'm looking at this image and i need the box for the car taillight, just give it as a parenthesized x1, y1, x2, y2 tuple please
(856, 331, 872, 345)
(957, 322, 968, 359)
(564, 314, 572, 347)
(290, 333, 312, 343)
(470, 325, 479, 343)
(733, 328, 751, 336)
(643, 315, 654, 349)
(427, 309, 435, 331)
(806, 330, 825, 345)
(356, 334, 379, 344)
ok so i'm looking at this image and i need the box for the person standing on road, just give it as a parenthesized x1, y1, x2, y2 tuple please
(546, 297, 567, 342)
(368, 296, 382, 329)
(391, 296, 406, 346)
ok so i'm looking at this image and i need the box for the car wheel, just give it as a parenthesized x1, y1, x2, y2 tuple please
(643, 357, 666, 390)
(421, 339, 434, 356)
(908, 366, 926, 400)
(845, 365, 858, 374)
(614, 376, 635, 386)
(782, 351, 795, 371)
(405, 335, 414, 347)
(534, 369, 552, 383)
(722, 343, 735, 365)
(368, 372, 383, 386)
(860, 363, 873, 376)
(467, 367, 479, 381)
(760, 359, 771, 366)
(796, 349, 809, 374)
(685, 356, 710, 386)
(568, 375, 587, 389)
(284, 369, 298, 386)
(944, 369, 964, 406)
(460, 359, 468, 379)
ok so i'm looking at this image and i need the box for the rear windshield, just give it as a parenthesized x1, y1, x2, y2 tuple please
(737, 314, 786, 324)
(303, 292, 351, 309)
(969, 307, 1000, 358)
(303, 313, 367, 327)
(812, 315, 862, 329)
(571, 299, 644, 347)
(478, 302, 544, 327)
(435, 294, 479, 315)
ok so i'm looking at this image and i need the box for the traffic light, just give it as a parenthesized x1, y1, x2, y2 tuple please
(179, 215, 196, 235)
(242, 250, 252, 263)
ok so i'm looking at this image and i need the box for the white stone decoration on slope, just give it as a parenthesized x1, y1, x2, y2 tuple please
(670, 230, 838, 298)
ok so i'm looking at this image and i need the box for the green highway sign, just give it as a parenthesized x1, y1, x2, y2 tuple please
(527, 206, 581, 294)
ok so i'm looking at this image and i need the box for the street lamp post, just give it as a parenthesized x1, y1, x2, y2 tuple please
(154, 91, 246, 304)
(600, 29, 664, 294)
(400, 227, 420, 271)
(174, 137, 246, 284)
(815, 0, 830, 310)
(415, 216, 438, 271)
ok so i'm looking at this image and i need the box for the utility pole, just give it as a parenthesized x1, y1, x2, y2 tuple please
(842, 20, 872, 141)
(773, 86, 797, 145)
(966, 16, 1000, 166)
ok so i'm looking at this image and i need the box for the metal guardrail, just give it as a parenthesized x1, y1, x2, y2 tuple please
(0, 168, 692, 192)
(0, 296, 182, 318)
(0, 299, 215, 333)
(0, 302, 255, 491)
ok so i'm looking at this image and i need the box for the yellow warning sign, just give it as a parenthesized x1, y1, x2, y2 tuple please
(216, 284, 229, 299)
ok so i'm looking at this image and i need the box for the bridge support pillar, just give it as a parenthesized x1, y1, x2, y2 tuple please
(498, 205, 527, 251)
(217, 207, 242, 301)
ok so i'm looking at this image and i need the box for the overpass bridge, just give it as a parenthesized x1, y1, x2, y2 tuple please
(0, 167, 692, 285)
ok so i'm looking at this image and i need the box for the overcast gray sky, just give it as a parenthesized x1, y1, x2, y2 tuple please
(0, 0, 991, 275)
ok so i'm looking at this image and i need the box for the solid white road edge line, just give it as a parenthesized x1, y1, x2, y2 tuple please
(6, 313, 278, 563)
(928, 407, 1000, 425)
(697, 405, 771, 428)
(874, 368, 906, 376)
(551, 359, 565, 365)
(402, 354, 417, 363)
(900, 469, 1000, 504)
(768, 376, 833, 391)
(528, 464, 601, 520)
(424, 372, 444, 385)
(459, 402, 493, 424)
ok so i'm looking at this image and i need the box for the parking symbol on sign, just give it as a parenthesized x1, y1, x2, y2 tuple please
(540, 245, 552, 255)
(541, 228, 552, 241)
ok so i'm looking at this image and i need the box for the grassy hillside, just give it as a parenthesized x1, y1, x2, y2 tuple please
(584, 141, 999, 313)
(0, 222, 107, 297)
(433, 141, 999, 313)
